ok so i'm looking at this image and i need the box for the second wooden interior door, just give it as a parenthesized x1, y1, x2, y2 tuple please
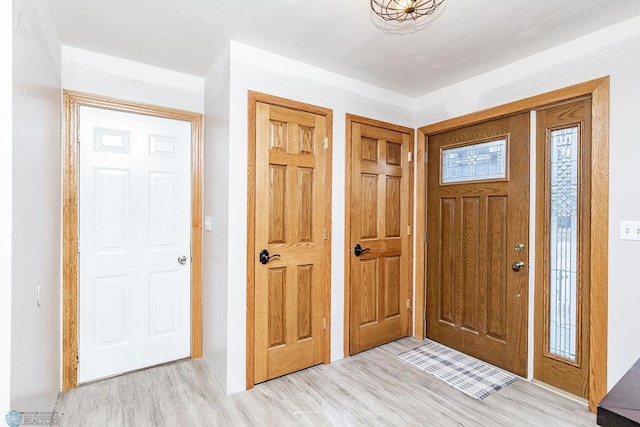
(348, 117, 413, 355)
(253, 101, 329, 383)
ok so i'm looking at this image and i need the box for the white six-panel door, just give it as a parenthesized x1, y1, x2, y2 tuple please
(78, 106, 191, 383)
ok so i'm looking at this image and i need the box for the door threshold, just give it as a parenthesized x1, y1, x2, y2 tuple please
(78, 357, 192, 387)
(530, 379, 589, 407)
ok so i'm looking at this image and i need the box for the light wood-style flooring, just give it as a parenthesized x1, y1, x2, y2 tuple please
(55, 338, 596, 426)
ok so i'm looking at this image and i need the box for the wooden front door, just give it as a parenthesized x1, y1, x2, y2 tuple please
(253, 101, 329, 383)
(426, 113, 530, 376)
(348, 118, 413, 355)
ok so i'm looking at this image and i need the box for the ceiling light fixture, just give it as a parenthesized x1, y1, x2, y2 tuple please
(371, 0, 445, 23)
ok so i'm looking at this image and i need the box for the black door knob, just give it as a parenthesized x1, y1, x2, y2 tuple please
(259, 249, 281, 265)
(354, 243, 371, 257)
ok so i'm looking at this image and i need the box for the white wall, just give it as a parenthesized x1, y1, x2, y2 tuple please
(11, 0, 61, 410)
(203, 45, 231, 391)
(1, 0, 13, 412)
(414, 15, 640, 389)
(61, 46, 204, 113)
(208, 41, 416, 394)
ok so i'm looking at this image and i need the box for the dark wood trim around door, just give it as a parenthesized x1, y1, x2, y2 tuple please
(415, 77, 609, 412)
(246, 91, 333, 390)
(62, 90, 203, 391)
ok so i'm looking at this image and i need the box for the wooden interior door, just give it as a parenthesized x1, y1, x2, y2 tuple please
(534, 98, 591, 397)
(253, 102, 328, 383)
(349, 120, 413, 355)
(426, 113, 529, 376)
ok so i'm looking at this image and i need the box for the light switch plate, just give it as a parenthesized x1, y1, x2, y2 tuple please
(620, 220, 640, 240)
(204, 216, 212, 232)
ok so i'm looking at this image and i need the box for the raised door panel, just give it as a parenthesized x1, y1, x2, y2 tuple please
(149, 173, 178, 248)
(384, 257, 400, 319)
(360, 174, 378, 239)
(95, 169, 130, 253)
(149, 271, 180, 336)
(298, 168, 314, 242)
(438, 198, 456, 327)
(386, 142, 402, 166)
(95, 276, 129, 347)
(385, 177, 401, 238)
(269, 165, 287, 244)
(297, 265, 313, 340)
(487, 196, 508, 342)
(268, 268, 286, 348)
(359, 259, 378, 326)
(361, 137, 378, 163)
(461, 197, 481, 333)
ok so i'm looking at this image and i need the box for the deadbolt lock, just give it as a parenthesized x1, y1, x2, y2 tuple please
(512, 261, 525, 272)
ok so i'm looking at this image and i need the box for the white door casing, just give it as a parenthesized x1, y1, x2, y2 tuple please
(78, 106, 191, 382)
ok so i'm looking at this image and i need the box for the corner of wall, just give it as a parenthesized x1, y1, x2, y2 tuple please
(1, 0, 13, 411)
(11, 0, 62, 411)
(202, 45, 232, 393)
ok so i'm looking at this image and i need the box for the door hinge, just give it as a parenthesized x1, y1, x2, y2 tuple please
(323, 137, 329, 150)
(77, 241, 80, 254)
(77, 138, 80, 145)
(408, 152, 413, 162)
(407, 225, 412, 236)
(424, 231, 427, 243)
(406, 299, 411, 309)
(76, 353, 79, 363)
(425, 151, 428, 162)
(324, 228, 328, 240)
(323, 317, 327, 330)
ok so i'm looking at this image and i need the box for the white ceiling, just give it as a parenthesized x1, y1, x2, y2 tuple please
(47, 0, 640, 97)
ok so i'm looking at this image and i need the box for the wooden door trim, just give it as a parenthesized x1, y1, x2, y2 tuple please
(61, 90, 204, 391)
(415, 77, 609, 411)
(246, 91, 333, 390)
(344, 114, 415, 357)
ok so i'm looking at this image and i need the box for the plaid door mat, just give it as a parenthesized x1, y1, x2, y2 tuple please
(397, 339, 517, 400)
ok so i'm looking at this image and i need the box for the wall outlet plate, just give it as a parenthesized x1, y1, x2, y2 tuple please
(620, 220, 640, 241)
